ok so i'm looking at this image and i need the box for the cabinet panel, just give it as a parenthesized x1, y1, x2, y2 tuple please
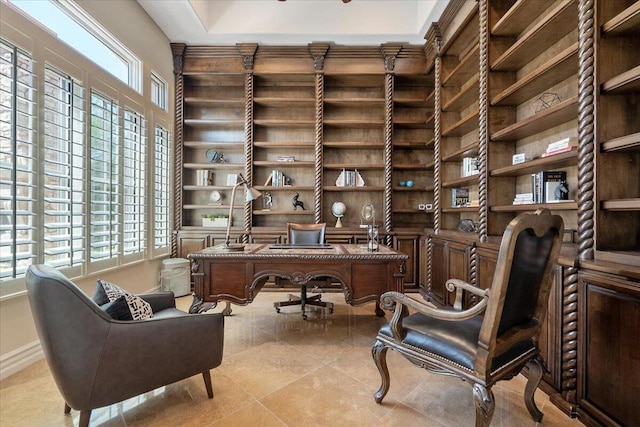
(578, 272, 640, 426)
(429, 238, 448, 305)
(177, 235, 210, 259)
(394, 235, 419, 289)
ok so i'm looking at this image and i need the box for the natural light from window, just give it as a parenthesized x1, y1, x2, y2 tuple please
(8, 0, 139, 90)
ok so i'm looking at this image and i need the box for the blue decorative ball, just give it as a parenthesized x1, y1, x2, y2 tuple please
(399, 181, 406, 187)
(406, 180, 414, 187)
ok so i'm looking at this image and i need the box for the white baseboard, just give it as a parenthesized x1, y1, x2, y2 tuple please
(0, 340, 44, 381)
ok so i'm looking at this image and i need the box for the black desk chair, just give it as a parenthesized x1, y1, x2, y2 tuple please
(372, 209, 564, 426)
(274, 222, 334, 319)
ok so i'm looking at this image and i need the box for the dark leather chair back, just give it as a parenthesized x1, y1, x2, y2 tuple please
(287, 222, 326, 245)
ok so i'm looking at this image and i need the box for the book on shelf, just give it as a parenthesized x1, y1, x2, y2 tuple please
(542, 171, 569, 203)
(513, 192, 534, 205)
(531, 171, 570, 203)
(451, 188, 470, 207)
(276, 155, 295, 162)
(270, 169, 290, 186)
(336, 169, 365, 187)
(461, 157, 479, 177)
(542, 137, 577, 157)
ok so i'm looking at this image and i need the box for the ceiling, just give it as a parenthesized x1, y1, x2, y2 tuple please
(137, 0, 448, 46)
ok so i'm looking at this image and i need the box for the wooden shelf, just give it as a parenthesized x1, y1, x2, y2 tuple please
(254, 186, 314, 191)
(324, 98, 385, 106)
(601, 132, 640, 152)
(323, 119, 385, 128)
(393, 208, 431, 214)
(183, 163, 244, 170)
(490, 148, 578, 177)
(253, 119, 315, 127)
(392, 186, 429, 192)
(442, 175, 479, 188)
(184, 141, 244, 148)
(491, 96, 578, 141)
(442, 109, 479, 137)
(443, 75, 479, 112)
(323, 164, 384, 170)
(491, 43, 578, 106)
(184, 204, 243, 210)
(253, 97, 314, 107)
(602, 2, 640, 36)
(442, 142, 479, 162)
(254, 141, 314, 148)
(252, 210, 314, 216)
(601, 65, 640, 93)
(393, 141, 430, 149)
(184, 98, 244, 107)
(183, 185, 236, 191)
(323, 186, 385, 192)
(323, 141, 384, 148)
(601, 198, 640, 211)
(442, 206, 479, 213)
(393, 164, 429, 171)
(184, 119, 244, 127)
(492, 0, 553, 36)
(394, 97, 432, 107)
(491, 201, 578, 212)
(491, 0, 577, 71)
(253, 161, 314, 167)
(394, 119, 431, 129)
(442, 44, 479, 87)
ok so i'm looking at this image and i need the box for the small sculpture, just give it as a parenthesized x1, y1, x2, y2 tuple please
(292, 193, 305, 211)
(554, 180, 569, 201)
(263, 191, 273, 210)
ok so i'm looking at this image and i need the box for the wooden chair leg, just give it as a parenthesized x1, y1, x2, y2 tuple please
(79, 410, 91, 427)
(472, 383, 495, 427)
(524, 358, 544, 422)
(64, 403, 71, 414)
(372, 340, 390, 403)
(202, 370, 214, 399)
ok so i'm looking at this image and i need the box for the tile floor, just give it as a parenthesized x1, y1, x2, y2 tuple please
(0, 291, 584, 427)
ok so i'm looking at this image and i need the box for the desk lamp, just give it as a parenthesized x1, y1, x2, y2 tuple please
(222, 173, 261, 251)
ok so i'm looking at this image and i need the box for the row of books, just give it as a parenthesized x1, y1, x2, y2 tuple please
(264, 169, 291, 186)
(461, 157, 480, 177)
(336, 169, 365, 187)
(530, 171, 570, 204)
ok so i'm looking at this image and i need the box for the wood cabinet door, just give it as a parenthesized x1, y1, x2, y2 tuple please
(578, 271, 640, 426)
(429, 238, 448, 306)
(177, 234, 210, 259)
(394, 235, 419, 290)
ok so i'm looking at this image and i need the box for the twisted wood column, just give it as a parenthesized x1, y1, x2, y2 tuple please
(477, 0, 489, 243)
(314, 73, 324, 223)
(171, 45, 185, 257)
(243, 72, 254, 239)
(561, 266, 579, 404)
(432, 41, 442, 233)
(384, 73, 394, 245)
(577, 0, 595, 260)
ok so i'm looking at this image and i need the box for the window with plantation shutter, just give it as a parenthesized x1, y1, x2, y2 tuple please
(89, 92, 120, 263)
(42, 66, 86, 269)
(123, 109, 146, 257)
(154, 125, 170, 251)
(0, 41, 37, 281)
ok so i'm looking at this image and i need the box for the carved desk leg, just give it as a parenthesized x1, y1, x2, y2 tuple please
(188, 260, 217, 314)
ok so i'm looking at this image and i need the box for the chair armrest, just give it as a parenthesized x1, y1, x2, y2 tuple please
(380, 290, 489, 342)
(445, 279, 488, 312)
(137, 291, 176, 312)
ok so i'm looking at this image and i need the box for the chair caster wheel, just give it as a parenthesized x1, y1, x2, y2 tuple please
(276, 308, 280, 313)
(302, 314, 308, 320)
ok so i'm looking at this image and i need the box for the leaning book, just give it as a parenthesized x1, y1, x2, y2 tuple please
(542, 171, 569, 203)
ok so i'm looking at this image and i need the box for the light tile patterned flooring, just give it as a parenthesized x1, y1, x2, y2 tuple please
(0, 292, 584, 426)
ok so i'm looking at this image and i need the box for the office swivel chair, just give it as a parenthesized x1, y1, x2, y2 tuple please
(273, 222, 334, 319)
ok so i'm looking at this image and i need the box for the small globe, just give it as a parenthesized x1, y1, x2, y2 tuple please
(331, 201, 346, 217)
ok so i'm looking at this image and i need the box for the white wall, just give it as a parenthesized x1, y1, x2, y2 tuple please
(0, 0, 175, 380)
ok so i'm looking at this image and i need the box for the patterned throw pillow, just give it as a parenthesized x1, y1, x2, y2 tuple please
(96, 279, 153, 321)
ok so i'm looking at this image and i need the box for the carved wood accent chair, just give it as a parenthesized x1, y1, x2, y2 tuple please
(372, 209, 564, 426)
(274, 222, 334, 319)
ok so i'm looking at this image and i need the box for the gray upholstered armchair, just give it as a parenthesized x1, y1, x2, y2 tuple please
(25, 264, 224, 427)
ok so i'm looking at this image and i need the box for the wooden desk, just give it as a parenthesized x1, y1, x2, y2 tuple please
(187, 243, 408, 316)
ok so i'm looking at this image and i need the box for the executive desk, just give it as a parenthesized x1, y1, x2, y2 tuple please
(187, 243, 408, 316)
